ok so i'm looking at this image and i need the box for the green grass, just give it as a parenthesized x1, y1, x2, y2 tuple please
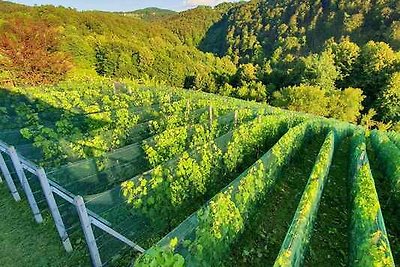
(223, 134, 324, 266)
(304, 137, 351, 266)
(0, 184, 88, 267)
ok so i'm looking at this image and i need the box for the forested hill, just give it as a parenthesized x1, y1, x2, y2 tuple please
(205, 0, 400, 62)
(194, 0, 400, 126)
(0, 1, 236, 87)
(118, 8, 176, 20)
(0, 0, 399, 129)
(160, 2, 239, 47)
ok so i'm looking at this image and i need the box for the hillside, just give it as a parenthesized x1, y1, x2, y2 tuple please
(0, 0, 399, 127)
(160, 3, 239, 46)
(0, 1, 235, 87)
(0, 77, 399, 267)
(198, 0, 400, 123)
(119, 7, 176, 20)
(205, 0, 400, 61)
(0, 1, 399, 266)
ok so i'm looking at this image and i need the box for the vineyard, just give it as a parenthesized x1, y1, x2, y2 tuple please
(0, 77, 399, 267)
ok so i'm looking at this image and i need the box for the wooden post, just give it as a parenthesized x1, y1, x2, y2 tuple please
(37, 167, 73, 252)
(186, 100, 190, 116)
(74, 196, 102, 267)
(0, 152, 21, 201)
(209, 105, 213, 127)
(234, 110, 238, 128)
(8, 146, 43, 223)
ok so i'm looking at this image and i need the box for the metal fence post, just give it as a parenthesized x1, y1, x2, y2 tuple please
(36, 167, 73, 252)
(74, 196, 102, 267)
(8, 146, 43, 223)
(0, 152, 21, 201)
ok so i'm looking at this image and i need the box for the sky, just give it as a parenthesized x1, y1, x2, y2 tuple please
(9, 0, 244, 12)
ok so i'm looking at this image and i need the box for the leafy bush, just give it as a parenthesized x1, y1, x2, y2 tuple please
(273, 84, 365, 122)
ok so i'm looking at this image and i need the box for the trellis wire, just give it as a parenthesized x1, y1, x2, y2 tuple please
(0, 140, 145, 267)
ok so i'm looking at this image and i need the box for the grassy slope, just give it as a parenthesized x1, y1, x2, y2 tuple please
(0, 185, 88, 267)
(304, 137, 351, 267)
(224, 133, 324, 266)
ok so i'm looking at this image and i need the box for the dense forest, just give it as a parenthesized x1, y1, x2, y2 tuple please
(0, 0, 399, 129)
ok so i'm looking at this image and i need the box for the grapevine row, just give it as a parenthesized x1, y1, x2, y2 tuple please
(134, 121, 317, 266)
(274, 131, 336, 266)
(349, 130, 395, 266)
(370, 130, 400, 203)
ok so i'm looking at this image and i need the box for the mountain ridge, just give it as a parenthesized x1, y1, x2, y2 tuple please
(117, 7, 177, 20)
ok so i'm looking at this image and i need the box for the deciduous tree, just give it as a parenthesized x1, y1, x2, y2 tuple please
(0, 18, 72, 85)
(377, 72, 400, 122)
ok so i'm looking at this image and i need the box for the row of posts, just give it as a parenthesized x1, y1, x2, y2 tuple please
(0, 106, 241, 266)
(0, 145, 105, 265)
(208, 105, 239, 128)
(0, 145, 72, 250)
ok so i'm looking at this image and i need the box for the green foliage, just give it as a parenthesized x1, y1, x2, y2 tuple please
(273, 84, 365, 122)
(143, 126, 190, 167)
(217, 0, 400, 60)
(9, 77, 255, 166)
(387, 21, 400, 48)
(3, 65, 399, 266)
(162, 5, 228, 47)
(349, 131, 395, 267)
(194, 0, 399, 120)
(123, 140, 223, 228)
(329, 38, 361, 85)
(300, 51, 339, 91)
(137, 122, 314, 266)
(235, 63, 258, 85)
(120, 8, 176, 21)
(328, 87, 365, 123)
(183, 72, 218, 93)
(352, 41, 399, 104)
(392, 122, 400, 133)
(235, 81, 266, 101)
(192, 189, 244, 262)
(143, 108, 255, 168)
(370, 130, 400, 201)
(272, 85, 330, 117)
(376, 72, 400, 122)
(135, 238, 184, 267)
(122, 115, 295, 230)
(0, 2, 236, 88)
(274, 132, 335, 266)
(0, 1, 398, 122)
(358, 109, 397, 133)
